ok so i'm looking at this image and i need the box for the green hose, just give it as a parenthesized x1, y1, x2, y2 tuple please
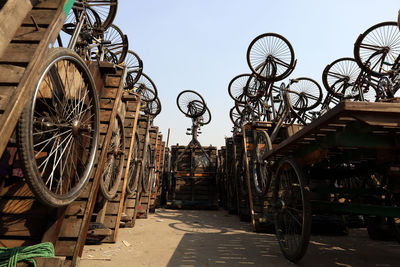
(0, 242, 55, 267)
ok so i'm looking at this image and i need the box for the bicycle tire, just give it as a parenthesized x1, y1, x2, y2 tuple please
(288, 77, 322, 111)
(120, 50, 143, 85)
(176, 90, 207, 118)
(126, 133, 140, 196)
(131, 72, 158, 102)
(99, 114, 125, 200)
(18, 48, 100, 207)
(252, 130, 272, 196)
(199, 105, 211, 125)
(273, 157, 311, 262)
(144, 96, 162, 117)
(83, 0, 118, 30)
(354, 21, 400, 77)
(228, 74, 252, 103)
(322, 57, 368, 100)
(142, 145, 153, 193)
(229, 106, 242, 128)
(247, 33, 295, 81)
(103, 24, 128, 64)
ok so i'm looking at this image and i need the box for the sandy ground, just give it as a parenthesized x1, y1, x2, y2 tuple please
(80, 208, 400, 267)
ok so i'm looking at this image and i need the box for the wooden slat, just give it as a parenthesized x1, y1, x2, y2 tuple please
(0, 86, 16, 112)
(13, 26, 49, 42)
(0, 64, 26, 83)
(0, 0, 32, 58)
(0, 43, 38, 63)
(59, 217, 82, 238)
(22, 9, 58, 25)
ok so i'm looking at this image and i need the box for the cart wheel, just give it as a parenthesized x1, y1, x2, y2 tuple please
(142, 145, 153, 193)
(126, 133, 140, 196)
(99, 114, 125, 200)
(354, 21, 400, 77)
(273, 157, 311, 262)
(247, 33, 295, 81)
(252, 130, 272, 196)
(18, 48, 99, 207)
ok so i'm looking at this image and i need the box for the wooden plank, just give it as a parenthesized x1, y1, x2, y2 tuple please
(22, 9, 57, 25)
(0, 86, 16, 112)
(101, 88, 118, 99)
(13, 25, 49, 42)
(34, 0, 60, 9)
(0, 0, 32, 58)
(59, 217, 82, 238)
(99, 98, 115, 110)
(55, 240, 76, 256)
(0, 215, 47, 237)
(105, 76, 120, 87)
(0, 43, 38, 63)
(0, 65, 26, 83)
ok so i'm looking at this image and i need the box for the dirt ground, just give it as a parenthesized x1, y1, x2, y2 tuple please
(80, 209, 400, 267)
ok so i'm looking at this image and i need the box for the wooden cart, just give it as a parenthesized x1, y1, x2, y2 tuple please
(252, 100, 400, 262)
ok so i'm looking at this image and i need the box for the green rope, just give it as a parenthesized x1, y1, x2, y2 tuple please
(0, 242, 55, 267)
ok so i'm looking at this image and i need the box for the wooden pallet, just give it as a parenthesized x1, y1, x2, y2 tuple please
(0, 0, 66, 158)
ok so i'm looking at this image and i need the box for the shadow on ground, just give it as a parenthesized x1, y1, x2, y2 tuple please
(154, 209, 400, 267)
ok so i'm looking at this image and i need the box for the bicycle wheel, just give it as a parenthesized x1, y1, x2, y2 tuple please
(99, 114, 124, 200)
(142, 145, 153, 193)
(126, 133, 140, 195)
(288, 78, 322, 111)
(144, 97, 162, 117)
(322, 57, 366, 100)
(102, 24, 128, 64)
(228, 74, 252, 103)
(354, 21, 400, 77)
(229, 106, 242, 128)
(252, 130, 272, 196)
(62, 6, 102, 37)
(199, 105, 211, 125)
(244, 73, 268, 99)
(131, 72, 158, 102)
(176, 90, 207, 118)
(82, 0, 118, 30)
(273, 157, 311, 262)
(247, 33, 295, 81)
(18, 48, 99, 207)
(120, 50, 143, 85)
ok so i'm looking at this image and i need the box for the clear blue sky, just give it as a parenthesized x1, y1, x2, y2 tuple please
(113, 0, 399, 148)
